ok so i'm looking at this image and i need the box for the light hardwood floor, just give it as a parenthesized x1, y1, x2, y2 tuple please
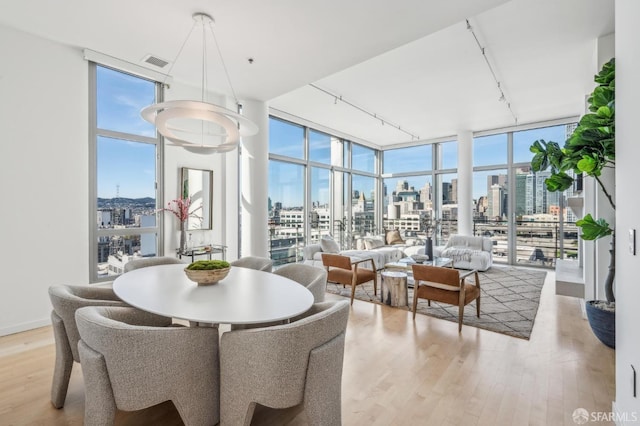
(0, 269, 615, 426)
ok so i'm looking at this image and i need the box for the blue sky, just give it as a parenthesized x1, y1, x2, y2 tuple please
(96, 66, 157, 199)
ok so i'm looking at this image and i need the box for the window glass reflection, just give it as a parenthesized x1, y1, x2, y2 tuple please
(352, 144, 375, 173)
(384, 145, 432, 174)
(473, 134, 507, 166)
(96, 66, 156, 137)
(269, 117, 304, 159)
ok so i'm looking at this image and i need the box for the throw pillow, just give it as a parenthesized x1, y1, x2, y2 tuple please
(364, 238, 385, 250)
(385, 229, 404, 245)
(320, 235, 340, 253)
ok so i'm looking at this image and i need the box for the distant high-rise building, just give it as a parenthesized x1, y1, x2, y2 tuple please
(565, 122, 578, 139)
(488, 184, 505, 219)
(515, 173, 528, 216)
(487, 174, 507, 191)
(420, 181, 432, 211)
(442, 182, 452, 204)
(451, 179, 458, 204)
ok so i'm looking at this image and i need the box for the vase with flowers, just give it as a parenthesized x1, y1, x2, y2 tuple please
(160, 197, 202, 253)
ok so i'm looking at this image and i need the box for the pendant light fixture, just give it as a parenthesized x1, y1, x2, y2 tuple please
(141, 12, 258, 153)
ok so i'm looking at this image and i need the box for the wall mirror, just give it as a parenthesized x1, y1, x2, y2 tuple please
(181, 167, 213, 230)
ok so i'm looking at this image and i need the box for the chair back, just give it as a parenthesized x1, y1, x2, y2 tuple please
(274, 263, 327, 302)
(123, 256, 184, 273)
(230, 256, 273, 272)
(48, 285, 125, 361)
(220, 300, 349, 415)
(412, 264, 461, 288)
(321, 253, 352, 270)
(76, 306, 218, 420)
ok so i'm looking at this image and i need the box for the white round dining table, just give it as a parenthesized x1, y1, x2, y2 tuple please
(113, 264, 314, 325)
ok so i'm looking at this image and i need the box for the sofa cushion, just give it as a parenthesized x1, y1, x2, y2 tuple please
(320, 235, 340, 253)
(385, 229, 404, 245)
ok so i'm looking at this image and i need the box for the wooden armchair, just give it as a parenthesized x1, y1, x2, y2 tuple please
(321, 253, 377, 305)
(411, 264, 481, 332)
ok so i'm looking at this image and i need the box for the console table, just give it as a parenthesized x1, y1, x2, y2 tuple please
(177, 244, 227, 262)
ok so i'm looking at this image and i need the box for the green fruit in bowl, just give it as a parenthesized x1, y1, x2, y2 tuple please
(186, 260, 230, 270)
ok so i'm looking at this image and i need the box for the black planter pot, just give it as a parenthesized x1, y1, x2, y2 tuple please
(585, 300, 615, 349)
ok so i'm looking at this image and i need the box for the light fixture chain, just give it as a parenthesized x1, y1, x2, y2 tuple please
(162, 21, 199, 88)
(201, 23, 207, 102)
(206, 22, 239, 105)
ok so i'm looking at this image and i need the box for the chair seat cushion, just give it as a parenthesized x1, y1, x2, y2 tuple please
(327, 267, 375, 286)
(415, 283, 479, 305)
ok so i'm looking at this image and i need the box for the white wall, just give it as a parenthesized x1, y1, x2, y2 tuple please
(0, 24, 242, 335)
(161, 83, 232, 257)
(0, 24, 90, 335)
(615, 0, 640, 417)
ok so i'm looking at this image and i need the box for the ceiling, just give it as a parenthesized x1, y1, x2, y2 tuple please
(0, 0, 614, 147)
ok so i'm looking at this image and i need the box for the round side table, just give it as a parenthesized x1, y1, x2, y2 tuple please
(381, 271, 408, 307)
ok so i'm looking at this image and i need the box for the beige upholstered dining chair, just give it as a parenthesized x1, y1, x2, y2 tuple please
(321, 253, 377, 305)
(273, 263, 327, 303)
(411, 264, 481, 332)
(123, 256, 184, 273)
(220, 300, 350, 426)
(48, 285, 127, 408)
(230, 256, 273, 272)
(76, 306, 219, 426)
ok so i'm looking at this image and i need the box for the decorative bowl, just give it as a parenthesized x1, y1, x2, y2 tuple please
(411, 254, 431, 263)
(184, 266, 230, 285)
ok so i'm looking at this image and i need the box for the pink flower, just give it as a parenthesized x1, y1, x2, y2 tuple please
(160, 197, 202, 223)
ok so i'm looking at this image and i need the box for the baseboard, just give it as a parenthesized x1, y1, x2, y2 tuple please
(0, 317, 50, 337)
(579, 298, 587, 319)
(555, 259, 585, 298)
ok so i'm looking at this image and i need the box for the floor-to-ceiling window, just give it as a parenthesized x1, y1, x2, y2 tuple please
(268, 119, 305, 264)
(89, 64, 162, 280)
(382, 145, 433, 237)
(512, 124, 578, 265)
(268, 112, 576, 269)
(268, 160, 305, 265)
(268, 117, 381, 264)
(351, 144, 378, 237)
(471, 122, 578, 267)
(436, 141, 458, 244)
(473, 134, 508, 264)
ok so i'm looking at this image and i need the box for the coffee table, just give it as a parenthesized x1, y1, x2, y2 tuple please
(384, 256, 453, 271)
(384, 257, 453, 287)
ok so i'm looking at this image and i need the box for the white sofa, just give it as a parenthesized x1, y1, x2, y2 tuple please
(303, 233, 412, 270)
(303, 244, 405, 270)
(437, 235, 493, 271)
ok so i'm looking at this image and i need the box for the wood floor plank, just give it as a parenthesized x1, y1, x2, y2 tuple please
(0, 269, 615, 425)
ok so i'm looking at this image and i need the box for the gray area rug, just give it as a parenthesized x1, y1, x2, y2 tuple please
(326, 266, 547, 339)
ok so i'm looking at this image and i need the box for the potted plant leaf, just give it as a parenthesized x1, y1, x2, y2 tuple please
(529, 58, 615, 348)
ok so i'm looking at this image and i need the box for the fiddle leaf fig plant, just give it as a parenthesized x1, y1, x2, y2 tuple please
(530, 58, 615, 303)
